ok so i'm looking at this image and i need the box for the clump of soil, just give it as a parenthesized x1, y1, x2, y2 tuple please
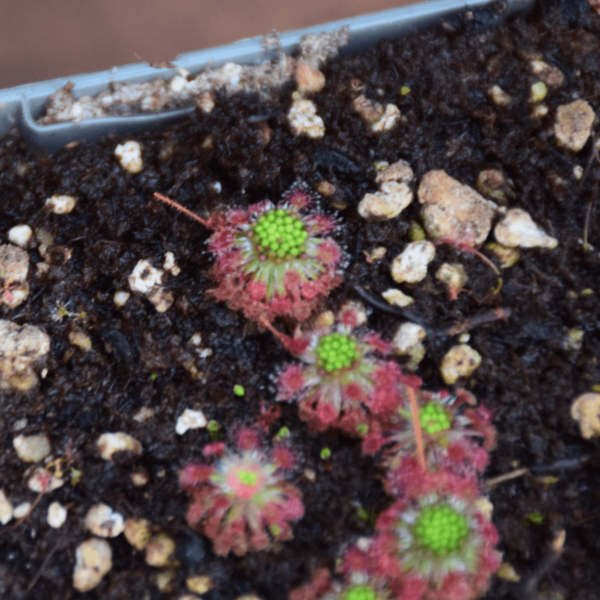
(1, 1, 600, 599)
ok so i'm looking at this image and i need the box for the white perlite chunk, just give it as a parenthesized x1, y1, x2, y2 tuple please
(146, 533, 176, 567)
(85, 504, 125, 538)
(97, 432, 142, 461)
(124, 517, 151, 551)
(488, 85, 512, 107)
(8, 224, 33, 248)
(115, 140, 143, 173)
(392, 323, 427, 365)
(494, 209, 558, 249)
(45, 195, 77, 214)
(163, 251, 180, 276)
(113, 290, 130, 307)
(555, 99, 595, 152)
(287, 98, 325, 139)
(128, 259, 174, 313)
(176, 408, 208, 435)
(69, 331, 92, 352)
(436, 263, 468, 301)
(0, 320, 50, 392)
(296, 62, 326, 94)
(570, 393, 600, 439)
(376, 159, 414, 184)
(0, 489, 13, 525)
(440, 344, 482, 385)
(73, 538, 113, 592)
(0, 243, 30, 309)
(418, 170, 497, 247)
(353, 95, 401, 133)
(381, 288, 414, 307)
(390, 241, 435, 284)
(358, 182, 413, 221)
(47, 502, 67, 528)
(13, 502, 32, 519)
(13, 433, 51, 463)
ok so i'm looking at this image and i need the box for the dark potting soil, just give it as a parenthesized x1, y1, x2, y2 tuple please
(2, 0, 600, 598)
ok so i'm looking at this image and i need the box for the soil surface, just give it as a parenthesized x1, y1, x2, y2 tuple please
(1, 1, 600, 599)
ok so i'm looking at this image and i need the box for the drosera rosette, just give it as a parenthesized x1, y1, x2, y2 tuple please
(273, 304, 417, 435)
(289, 540, 400, 600)
(155, 183, 343, 323)
(179, 427, 304, 556)
(365, 388, 496, 477)
(376, 458, 501, 600)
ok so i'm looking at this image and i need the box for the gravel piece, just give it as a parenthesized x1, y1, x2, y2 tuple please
(494, 208, 558, 249)
(13, 433, 51, 463)
(440, 344, 482, 385)
(390, 241, 435, 284)
(73, 538, 113, 592)
(96, 432, 142, 461)
(555, 99, 595, 152)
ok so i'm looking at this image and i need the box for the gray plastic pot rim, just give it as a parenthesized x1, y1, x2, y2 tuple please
(0, 0, 533, 153)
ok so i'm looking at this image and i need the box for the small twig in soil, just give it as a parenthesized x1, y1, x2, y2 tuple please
(153, 192, 208, 227)
(444, 307, 511, 336)
(484, 467, 530, 489)
(13, 490, 45, 528)
(529, 454, 592, 474)
(27, 528, 70, 594)
(516, 529, 566, 600)
(407, 386, 426, 470)
(435, 238, 500, 276)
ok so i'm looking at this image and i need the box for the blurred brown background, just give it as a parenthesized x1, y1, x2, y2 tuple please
(0, 0, 420, 89)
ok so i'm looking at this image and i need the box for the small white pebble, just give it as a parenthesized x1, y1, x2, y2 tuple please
(381, 288, 414, 307)
(124, 517, 151, 551)
(115, 140, 143, 174)
(176, 408, 208, 435)
(13, 433, 51, 463)
(571, 393, 600, 439)
(573, 165, 584, 180)
(458, 333, 470, 343)
(288, 98, 325, 139)
(47, 502, 67, 528)
(440, 344, 482, 385)
(69, 331, 92, 352)
(529, 81, 547, 103)
(197, 348, 213, 359)
(8, 225, 33, 248)
(145, 533, 176, 567)
(186, 576, 212, 595)
(133, 406, 155, 423)
(163, 251, 180, 276)
(531, 104, 549, 119)
(370, 103, 401, 133)
(390, 241, 435, 284)
(13, 418, 27, 431)
(97, 432, 142, 461)
(128, 259, 163, 294)
(13, 502, 32, 520)
(85, 504, 125, 538)
(211, 181, 222, 193)
(73, 538, 113, 592)
(488, 85, 512, 107)
(358, 181, 413, 221)
(131, 469, 149, 487)
(188, 333, 203, 346)
(555, 99, 595, 152)
(392, 322, 426, 355)
(113, 290, 130, 307)
(45, 195, 77, 214)
(0, 489, 13, 525)
(494, 208, 558, 249)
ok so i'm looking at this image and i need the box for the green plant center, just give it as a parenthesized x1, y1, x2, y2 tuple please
(419, 403, 451, 434)
(343, 585, 377, 600)
(237, 470, 258, 486)
(414, 504, 469, 555)
(254, 209, 307, 259)
(316, 333, 360, 372)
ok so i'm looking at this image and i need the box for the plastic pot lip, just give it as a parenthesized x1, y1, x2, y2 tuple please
(0, 0, 533, 153)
